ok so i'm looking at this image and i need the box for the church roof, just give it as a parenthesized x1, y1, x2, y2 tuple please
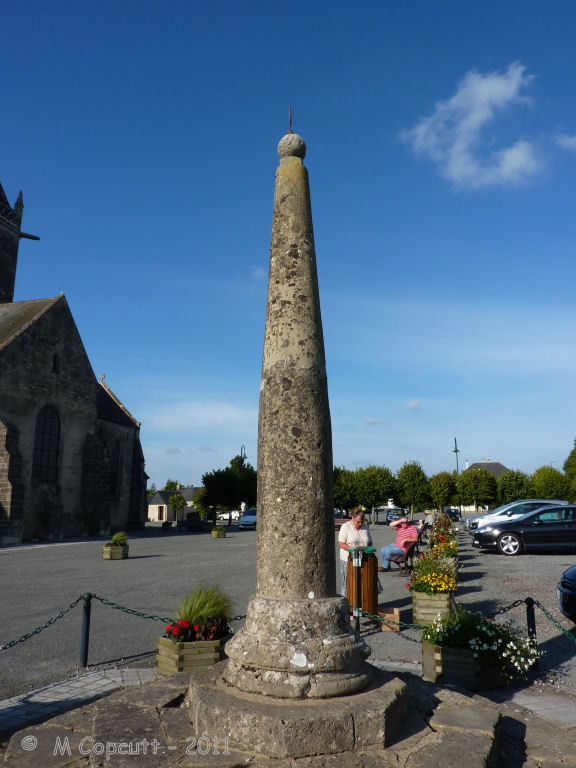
(465, 461, 510, 478)
(0, 296, 63, 352)
(97, 379, 140, 428)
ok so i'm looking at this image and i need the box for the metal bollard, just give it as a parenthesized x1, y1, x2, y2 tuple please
(80, 593, 92, 668)
(525, 596, 538, 669)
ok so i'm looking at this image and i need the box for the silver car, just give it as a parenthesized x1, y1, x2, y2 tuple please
(467, 499, 569, 532)
(238, 508, 257, 530)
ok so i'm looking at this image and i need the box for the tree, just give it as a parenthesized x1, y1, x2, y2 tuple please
(354, 465, 396, 522)
(201, 454, 257, 519)
(191, 487, 209, 516)
(457, 468, 496, 514)
(396, 462, 429, 517)
(563, 438, 576, 483)
(429, 472, 456, 512)
(496, 470, 532, 505)
(162, 479, 180, 491)
(147, 483, 157, 500)
(168, 493, 186, 522)
(530, 466, 569, 500)
(333, 467, 358, 512)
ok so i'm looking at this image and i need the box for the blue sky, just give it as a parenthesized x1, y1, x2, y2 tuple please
(3, 1, 576, 487)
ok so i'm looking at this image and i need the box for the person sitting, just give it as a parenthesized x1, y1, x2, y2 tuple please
(379, 516, 419, 572)
(337, 508, 372, 595)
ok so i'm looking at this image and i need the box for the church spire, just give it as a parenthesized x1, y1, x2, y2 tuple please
(0, 185, 37, 304)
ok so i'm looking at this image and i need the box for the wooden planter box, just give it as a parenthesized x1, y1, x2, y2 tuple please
(156, 636, 223, 676)
(211, 529, 226, 539)
(102, 544, 129, 560)
(412, 591, 456, 627)
(422, 640, 505, 690)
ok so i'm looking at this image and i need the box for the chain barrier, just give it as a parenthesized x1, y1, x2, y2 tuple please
(487, 598, 526, 617)
(534, 600, 576, 646)
(358, 608, 428, 631)
(91, 594, 173, 624)
(0, 596, 83, 650)
(0, 594, 247, 654)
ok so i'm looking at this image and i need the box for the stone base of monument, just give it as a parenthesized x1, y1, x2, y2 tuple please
(186, 663, 408, 759)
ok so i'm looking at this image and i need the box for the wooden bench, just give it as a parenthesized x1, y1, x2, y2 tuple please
(388, 539, 419, 571)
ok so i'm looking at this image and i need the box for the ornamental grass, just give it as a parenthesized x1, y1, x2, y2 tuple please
(164, 583, 233, 644)
(423, 606, 539, 681)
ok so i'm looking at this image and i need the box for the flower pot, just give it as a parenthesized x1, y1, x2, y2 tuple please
(155, 636, 224, 676)
(211, 529, 226, 539)
(412, 591, 456, 627)
(422, 640, 505, 690)
(102, 544, 129, 560)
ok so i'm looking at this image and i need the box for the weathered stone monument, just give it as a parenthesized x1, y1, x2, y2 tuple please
(223, 129, 371, 699)
(186, 127, 408, 758)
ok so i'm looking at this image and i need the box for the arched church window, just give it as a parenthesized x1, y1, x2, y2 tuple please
(32, 406, 61, 483)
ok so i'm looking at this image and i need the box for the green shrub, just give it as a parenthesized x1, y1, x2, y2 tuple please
(110, 531, 128, 547)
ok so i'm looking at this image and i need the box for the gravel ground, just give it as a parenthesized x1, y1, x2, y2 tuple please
(1, 520, 575, 700)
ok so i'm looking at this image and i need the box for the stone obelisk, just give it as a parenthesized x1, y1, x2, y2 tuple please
(224, 130, 370, 698)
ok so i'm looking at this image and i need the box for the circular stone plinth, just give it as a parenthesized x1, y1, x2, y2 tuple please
(188, 664, 408, 759)
(223, 596, 371, 698)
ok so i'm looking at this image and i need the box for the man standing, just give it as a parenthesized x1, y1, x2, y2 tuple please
(379, 517, 419, 571)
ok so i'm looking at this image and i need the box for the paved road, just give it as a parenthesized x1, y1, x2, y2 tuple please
(1, 521, 575, 700)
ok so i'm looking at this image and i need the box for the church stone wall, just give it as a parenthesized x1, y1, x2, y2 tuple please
(0, 419, 25, 544)
(0, 297, 145, 543)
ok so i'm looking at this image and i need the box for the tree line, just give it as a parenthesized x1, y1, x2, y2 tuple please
(148, 439, 576, 518)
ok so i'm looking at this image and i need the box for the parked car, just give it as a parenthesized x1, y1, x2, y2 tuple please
(471, 505, 576, 555)
(238, 508, 257, 530)
(217, 510, 241, 521)
(466, 499, 569, 532)
(385, 508, 407, 525)
(557, 565, 576, 623)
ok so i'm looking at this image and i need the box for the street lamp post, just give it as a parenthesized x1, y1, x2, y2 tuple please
(453, 438, 462, 516)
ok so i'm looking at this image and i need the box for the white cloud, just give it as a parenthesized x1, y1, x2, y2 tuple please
(251, 265, 267, 282)
(400, 61, 542, 188)
(363, 417, 389, 426)
(555, 134, 576, 152)
(406, 399, 420, 410)
(147, 401, 257, 433)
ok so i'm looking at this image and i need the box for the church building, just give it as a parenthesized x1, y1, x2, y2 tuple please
(0, 183, 147, 545)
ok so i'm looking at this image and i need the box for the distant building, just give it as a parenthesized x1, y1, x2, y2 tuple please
(148, 487, 202, 522)
(464, 460, 510, 479)
(0, 183, 147, 544)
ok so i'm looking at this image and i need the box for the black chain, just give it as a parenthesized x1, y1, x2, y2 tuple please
(359, 608, 428, 630)
(0, 596, 83, 650)
(488, 599, 525, 617)
(91, 594, 174, 624)
(534, 600, 576, 646)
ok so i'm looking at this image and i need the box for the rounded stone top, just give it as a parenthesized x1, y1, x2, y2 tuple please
(278, 133, 306, 159)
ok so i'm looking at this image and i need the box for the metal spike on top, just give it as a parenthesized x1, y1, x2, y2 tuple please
(288, 105, 293, 134)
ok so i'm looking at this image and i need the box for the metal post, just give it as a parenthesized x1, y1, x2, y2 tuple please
(80, 593, 92, 668)
(525, 597, 538, 668)
(353, 549, 363, 633)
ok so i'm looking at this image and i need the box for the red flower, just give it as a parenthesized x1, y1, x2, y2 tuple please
(166, 624, 172, 633)
(193, 624, 200, 631)
(178, 620, 190, 629)
(171, 624, 181, 636)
